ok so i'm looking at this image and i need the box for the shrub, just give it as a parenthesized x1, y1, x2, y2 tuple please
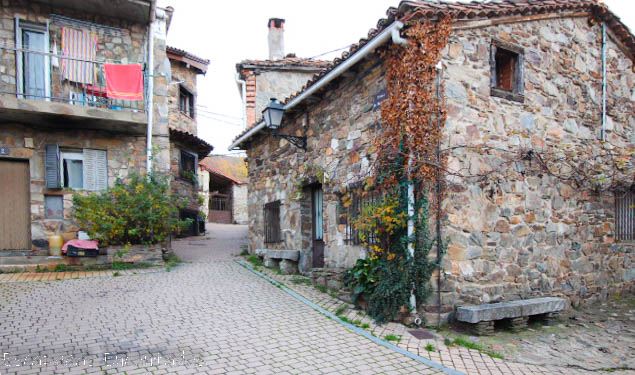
(72, 172, 191, 246)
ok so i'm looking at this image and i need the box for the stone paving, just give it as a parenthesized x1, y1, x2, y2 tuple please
(0, 268, 160, 283)
(0, 224, 443, 375)
(254, 264, 635, 375)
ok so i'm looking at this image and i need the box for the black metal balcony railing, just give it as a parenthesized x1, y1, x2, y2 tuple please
(0, 45, 146, 112)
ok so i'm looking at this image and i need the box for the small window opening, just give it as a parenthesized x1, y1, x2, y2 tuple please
(495, 49, 517, 92)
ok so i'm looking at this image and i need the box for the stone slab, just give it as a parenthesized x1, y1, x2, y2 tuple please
(456, 297, 566, 323)
(254, 249, 300, 261)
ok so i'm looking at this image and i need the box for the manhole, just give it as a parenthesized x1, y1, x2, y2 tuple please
(408, 330, 435, 340)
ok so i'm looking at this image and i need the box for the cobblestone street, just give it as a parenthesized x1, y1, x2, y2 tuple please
(0, 224, 443, 375)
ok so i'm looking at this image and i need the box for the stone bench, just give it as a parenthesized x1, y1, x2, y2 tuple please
(456, 297, 566, 335)
(255, 249, 300, 274)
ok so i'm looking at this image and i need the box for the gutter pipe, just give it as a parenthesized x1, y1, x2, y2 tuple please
(235, 73, 247, 130)
(228, 20, 407, 150)
(146, 0, 156, 173)
(601, 21, 607, 142)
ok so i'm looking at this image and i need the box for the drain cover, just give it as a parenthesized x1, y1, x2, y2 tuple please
(408, 330, 435, 340)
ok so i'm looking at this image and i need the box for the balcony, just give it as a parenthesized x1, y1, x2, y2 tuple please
(32, 0, 153, 24)
(0, 46, 147, 135)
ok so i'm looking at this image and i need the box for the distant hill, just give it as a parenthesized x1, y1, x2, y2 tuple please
(200, 155, 247, 183)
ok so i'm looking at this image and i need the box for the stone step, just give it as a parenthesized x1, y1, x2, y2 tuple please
(0, 255, 110, 272)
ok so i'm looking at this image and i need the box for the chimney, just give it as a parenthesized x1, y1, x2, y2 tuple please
(268, 18, 285, 60)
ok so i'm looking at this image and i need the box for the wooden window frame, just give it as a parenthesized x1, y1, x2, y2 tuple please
(490, 39, 524, 103)
(264, 200, 281, 243)
(179, 84, 195, 119)
(179, 149, 198, 183)
(615, 189, 634, 242)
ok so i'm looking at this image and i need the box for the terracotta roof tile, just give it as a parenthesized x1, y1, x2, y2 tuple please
(231, 0, 635, 147)
(168, 128, 213, 158)
(237, 56, 332, 69)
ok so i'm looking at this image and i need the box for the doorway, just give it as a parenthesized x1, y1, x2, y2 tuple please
(0, 160, 31, 250)
(311, 184, 324, 268)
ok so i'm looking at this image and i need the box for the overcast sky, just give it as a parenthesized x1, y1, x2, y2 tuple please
(158, 0, 634, 155)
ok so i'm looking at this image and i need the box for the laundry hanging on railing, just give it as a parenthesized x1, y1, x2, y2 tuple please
(60, 27, 98, 84)
(104, 64, 143, 100)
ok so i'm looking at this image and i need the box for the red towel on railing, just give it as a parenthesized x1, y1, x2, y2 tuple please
(104, 64, 144, 100)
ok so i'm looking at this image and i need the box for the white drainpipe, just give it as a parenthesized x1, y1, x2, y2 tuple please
(146, 1, 156, 173)
(228, 20, 407, 150)
(601, 21, 607, 142)
(235, 73, 247, 130)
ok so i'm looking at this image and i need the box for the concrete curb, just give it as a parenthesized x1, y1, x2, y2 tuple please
(236, 260, 465, 375)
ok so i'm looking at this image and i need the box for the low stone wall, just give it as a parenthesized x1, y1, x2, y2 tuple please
(105, 244, 166, 265)
(310, 268, 346, 291)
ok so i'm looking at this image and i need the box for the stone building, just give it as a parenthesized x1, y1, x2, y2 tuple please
(166, 46, 212, 236)
(230, 0, 634, 312)
(235, 18, 330, 128)
(199, 156, 248, 225)
(0, 0, 211, 255)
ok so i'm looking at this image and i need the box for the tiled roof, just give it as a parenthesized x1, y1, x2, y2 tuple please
(231, 0, 635, 147)
(168, 128, 214, 158)
(199, 156, 248, 184)
(167, 46, 210, 73)
(237, 56, 331, 70)
(199, 164, 243, 185)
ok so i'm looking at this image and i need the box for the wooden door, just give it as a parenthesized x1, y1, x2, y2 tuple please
(312, 185, 325, 268)
(0, 160, 31, 250)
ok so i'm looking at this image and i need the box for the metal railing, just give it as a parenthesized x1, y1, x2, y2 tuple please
(0, 45, 146, 112)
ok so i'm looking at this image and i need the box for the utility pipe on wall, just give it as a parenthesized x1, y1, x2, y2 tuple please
(235, 73, 247, 130)
(145, 0, 156, 174)
(601, 21, 607, 142)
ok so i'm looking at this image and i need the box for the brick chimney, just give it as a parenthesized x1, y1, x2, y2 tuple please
(268, 18, 285, 60)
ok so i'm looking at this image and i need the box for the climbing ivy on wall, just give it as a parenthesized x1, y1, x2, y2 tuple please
(343, 16, 453, 324)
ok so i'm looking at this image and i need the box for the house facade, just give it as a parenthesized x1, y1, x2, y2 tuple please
(0, 0, 211, 253)
(166, 46, 212, 236)
(199, 155, 248, 225)
(230, 0, 634, 311)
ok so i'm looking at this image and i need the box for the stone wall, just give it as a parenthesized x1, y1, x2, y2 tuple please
(232, 183, 248, 225)
(242, 69, 322, 127)
(0, 123, 146, 251)
(437, 16, 634, 308)
(246, 15, 634, 307)
(246, 57, 385, 270)
(167, 59, 198, 135)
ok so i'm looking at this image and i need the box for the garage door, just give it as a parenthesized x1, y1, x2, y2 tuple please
(0, 160, 31, 250)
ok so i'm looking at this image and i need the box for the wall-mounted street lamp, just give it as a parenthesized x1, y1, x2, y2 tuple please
(262, 98, 306, 150)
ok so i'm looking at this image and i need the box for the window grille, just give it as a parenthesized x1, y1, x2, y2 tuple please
(616, 190, 634, 241)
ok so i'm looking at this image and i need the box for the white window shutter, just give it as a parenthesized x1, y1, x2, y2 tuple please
(83, 149, 108, 191)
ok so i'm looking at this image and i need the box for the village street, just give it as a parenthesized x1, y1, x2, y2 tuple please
(0, 224, 443, 375)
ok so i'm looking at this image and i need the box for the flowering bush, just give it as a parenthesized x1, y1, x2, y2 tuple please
(72, 172, 192, 246)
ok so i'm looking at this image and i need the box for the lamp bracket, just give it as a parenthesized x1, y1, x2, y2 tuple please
(269, 129, 307, 151)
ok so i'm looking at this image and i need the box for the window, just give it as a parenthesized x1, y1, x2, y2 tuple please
(179, 86, 195, 118)
(211, 195, 230, 211)
(45, 195, 63, 219)
(616, 190, 634, 241)
(490, 40, 524, 102)
(264, 200, 281, 243)
(45, 145, 107, 191)
(180, 150, 197, 182)
(340, 190, 378, 246)
(61, 150, 83, 189)
(16, 19, 50, 100)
